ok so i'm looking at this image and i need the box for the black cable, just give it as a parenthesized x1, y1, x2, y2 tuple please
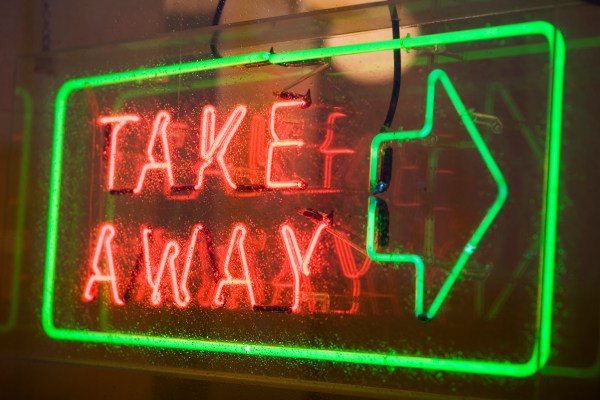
(382, 3, 401, 131)
(210, 0, 227, 58)
(373, 4, 401, 195)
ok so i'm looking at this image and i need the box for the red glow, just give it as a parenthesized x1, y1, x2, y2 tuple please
(212, 224, 257, 308)
(320, 112, 355, 188)
(142, 225, 203, 307)
(248, 115, 267, 169)
(98, 115, 140, 191)
(195, 105, 247, 191)
(266, 100, 307, 190)
(84, 100, 382, 315)
(83, 224, 124, 305)
(392, 162, 421, 208)
(333, 233, 372, 314)
(133, 111, 176, 194)
(82, 222, 379, 313)
(280, 222, 327, 312)
(334, 234, 371, 279)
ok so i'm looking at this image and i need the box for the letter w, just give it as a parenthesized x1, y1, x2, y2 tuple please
(142, 225, 203, 307)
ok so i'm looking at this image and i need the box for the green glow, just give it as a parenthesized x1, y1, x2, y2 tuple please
(486, 242, 534, 320)
(412, 35, 600, 67)
(542, 314, 600, 380)
(43, 21, 564, 377)
(65, 52, 272, 91)
(366, 69, 508, 320)
(542, 342, 600, 379)
(269, 22, 556, 65)
(539, 26, 565, 367)
(543, 363, 600, 380)
(44, 324, 537, 376)
(485, 83, 544, 164)
(113, 69, 313, 112)
(0, 87, 33, 333)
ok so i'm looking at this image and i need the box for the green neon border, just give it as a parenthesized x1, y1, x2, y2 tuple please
(43, 21, 564, 377)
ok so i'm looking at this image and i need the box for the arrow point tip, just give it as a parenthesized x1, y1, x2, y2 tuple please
(417, 313, 433, 323)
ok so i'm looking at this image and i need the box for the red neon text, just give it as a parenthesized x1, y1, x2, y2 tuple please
(83, 224, 124, 305)
(195, 105, 247, 190)
(133, 111, 176, 194)
(82, 221, 378, 313)
(98, 115, 140, 191)
(266, 100, 308, 190)
(89, 102, 370, 314)
(280, 222, 327, 311)
(212, 224, 257, 308)
(98, 103, 357, 195)
(320, 112, 355, 188)
(143, 225, 203, 307)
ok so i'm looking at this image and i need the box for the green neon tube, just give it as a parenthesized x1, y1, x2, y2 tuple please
(42, 325, 536, 377)
(269, 21, 556, 65)
(43, 21, 564, 377)
(485, 82, 544, 164)
(538, 25, 565, 368)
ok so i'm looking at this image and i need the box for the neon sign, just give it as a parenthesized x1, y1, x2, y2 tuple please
(42, 21, 564, 378)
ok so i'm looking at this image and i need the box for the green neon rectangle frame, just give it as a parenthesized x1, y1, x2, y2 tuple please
(43, 21, 564, 377)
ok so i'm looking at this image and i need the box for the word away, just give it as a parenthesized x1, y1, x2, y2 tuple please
(100, 100, 353, 194)
(82, 221, 368, 312)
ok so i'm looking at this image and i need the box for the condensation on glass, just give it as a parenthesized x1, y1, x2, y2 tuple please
(1, 1, 599, 398)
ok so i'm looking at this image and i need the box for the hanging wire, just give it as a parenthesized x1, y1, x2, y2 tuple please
(374, 3, 402, 195)
(210, 0, 227, 58)
(382, 3, 402, 131)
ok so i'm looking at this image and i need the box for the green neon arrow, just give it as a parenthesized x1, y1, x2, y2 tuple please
(366, 69, 508, 321)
